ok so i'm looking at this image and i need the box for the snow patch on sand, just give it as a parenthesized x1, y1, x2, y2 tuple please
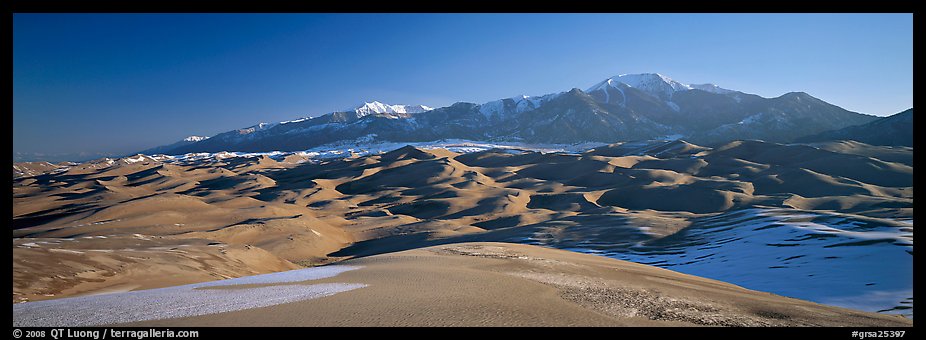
(13, 265, 365, 327)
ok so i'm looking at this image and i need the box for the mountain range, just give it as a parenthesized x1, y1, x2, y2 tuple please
(797, 108, 913, 146)
(141, 73, 904, 156)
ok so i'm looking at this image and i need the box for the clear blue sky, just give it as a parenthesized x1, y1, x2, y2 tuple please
(13, 13, 913, 156)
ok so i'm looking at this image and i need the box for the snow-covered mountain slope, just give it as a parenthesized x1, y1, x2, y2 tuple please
(236, 122, 277, 135)
(353, 101, 433, 117)
(587, 73, 703, 100)
(148, 101, 433, 154)
(477, 93, 563, 119)
(586, 73, 737, 100)
(690, 83, 736, 95)
(519, 207, 913, 318)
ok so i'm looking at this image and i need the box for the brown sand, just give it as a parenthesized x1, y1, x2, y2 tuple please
(12, 236, 299, 303)
(121, 242, 911, 327)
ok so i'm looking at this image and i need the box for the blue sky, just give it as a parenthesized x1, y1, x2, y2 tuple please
(13, 13, 913, 156)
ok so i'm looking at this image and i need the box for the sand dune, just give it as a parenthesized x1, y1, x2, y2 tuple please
(13, 235, 299, 304)
(12, 139, 913, 322)
(598, 184, 737, 213)
(809, 140, 913, 166)
(104, 243, 911, 326)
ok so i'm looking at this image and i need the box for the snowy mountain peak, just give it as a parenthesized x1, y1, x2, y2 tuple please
(588, 73, 691, 99)
(621, 73, 686, 88)
(351, 101, 434, 117)
(588, 73, 735, 99)
(183, 136, 209, 142)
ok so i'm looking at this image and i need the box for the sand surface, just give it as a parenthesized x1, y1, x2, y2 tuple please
(114, 242, 909, 327)
(12, 139, 913, 323)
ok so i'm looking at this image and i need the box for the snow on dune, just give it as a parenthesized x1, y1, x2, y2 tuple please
(13, 265, 365, 327)
(524, 208, 913, 318)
